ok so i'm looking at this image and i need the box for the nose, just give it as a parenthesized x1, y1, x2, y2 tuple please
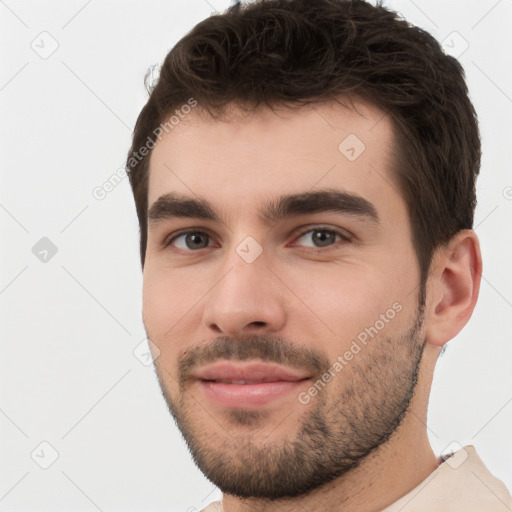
(201, 245, 287, 338)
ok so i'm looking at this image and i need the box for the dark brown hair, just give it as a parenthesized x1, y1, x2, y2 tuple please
(126, 0, 480, 285)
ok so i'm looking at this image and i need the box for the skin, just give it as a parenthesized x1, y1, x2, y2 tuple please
(142, 99, 482, 512)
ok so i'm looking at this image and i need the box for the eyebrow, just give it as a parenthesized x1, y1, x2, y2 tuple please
(147, 189, 380, 227)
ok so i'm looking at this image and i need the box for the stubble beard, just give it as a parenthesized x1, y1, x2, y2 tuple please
(150, 301, 426, 500)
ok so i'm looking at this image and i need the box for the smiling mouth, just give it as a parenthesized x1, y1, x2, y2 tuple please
(192, 361, 312, 409)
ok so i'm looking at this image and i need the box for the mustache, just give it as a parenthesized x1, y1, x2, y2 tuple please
(178, 334, 331, 385)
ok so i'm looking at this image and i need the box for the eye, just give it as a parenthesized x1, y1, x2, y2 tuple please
(292, 226, 350, 249)
(163, 226, 351, 254)
(165, 230, 214, 251)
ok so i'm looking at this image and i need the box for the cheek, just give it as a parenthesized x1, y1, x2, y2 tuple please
(284, 260, 417, 345)
(142, 266, 209, 380)
(142, 264, 204, 345)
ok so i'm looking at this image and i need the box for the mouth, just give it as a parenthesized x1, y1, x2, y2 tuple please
(192, 361, 312, 408)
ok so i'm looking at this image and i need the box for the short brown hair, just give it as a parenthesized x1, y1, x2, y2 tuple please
(126, 0, 481, 285)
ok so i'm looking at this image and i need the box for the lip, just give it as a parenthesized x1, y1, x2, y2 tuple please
(193, 361, 311, 382)
(193, 361, 311, 408)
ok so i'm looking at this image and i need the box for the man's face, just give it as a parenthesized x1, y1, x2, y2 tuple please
(142, 100, 427, 498)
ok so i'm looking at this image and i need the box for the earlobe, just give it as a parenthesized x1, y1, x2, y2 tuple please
(425, 230, 482, 347)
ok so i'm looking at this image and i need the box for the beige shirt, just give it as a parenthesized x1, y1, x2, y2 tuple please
(200, 445, 512, 511)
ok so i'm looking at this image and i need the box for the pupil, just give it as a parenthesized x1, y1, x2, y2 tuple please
(314, 230, 334, 247)
(187, 233, 207, 249)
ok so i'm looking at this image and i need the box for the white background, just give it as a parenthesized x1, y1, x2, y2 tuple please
(0, 0, 511, 510)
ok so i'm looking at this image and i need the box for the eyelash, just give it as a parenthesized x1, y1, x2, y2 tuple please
(163, 225, 352, 254)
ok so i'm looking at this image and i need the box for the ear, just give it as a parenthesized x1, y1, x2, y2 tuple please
(425, 230, 482, 347)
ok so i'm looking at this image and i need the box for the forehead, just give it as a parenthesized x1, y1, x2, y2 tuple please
(147, 99, 402, 222)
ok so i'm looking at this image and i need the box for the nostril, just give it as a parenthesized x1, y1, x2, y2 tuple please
(250, 321, 266, 327)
